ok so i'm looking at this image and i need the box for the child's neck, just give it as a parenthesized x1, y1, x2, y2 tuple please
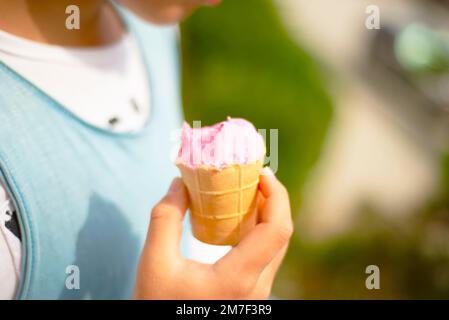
(0, 0, 124, 47)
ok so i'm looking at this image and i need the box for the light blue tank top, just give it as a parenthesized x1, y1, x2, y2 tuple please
(0, 8, 184, 299)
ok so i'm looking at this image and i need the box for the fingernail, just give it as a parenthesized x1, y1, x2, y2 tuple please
(261, 166, 275, 176)
(168, 178, 183, 193)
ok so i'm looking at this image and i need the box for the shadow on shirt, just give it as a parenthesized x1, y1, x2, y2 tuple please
(59, 193, 140, 300)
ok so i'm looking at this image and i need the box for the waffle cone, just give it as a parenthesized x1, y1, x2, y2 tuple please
(177, 160, 263, 246)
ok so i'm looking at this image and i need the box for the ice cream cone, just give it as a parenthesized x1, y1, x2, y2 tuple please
(177, 160, 263, 246)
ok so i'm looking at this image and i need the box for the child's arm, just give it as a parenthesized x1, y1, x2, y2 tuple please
(133, 169, 293, 299)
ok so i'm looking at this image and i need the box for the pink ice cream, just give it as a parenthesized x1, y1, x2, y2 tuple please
(177, 117, 266, 169)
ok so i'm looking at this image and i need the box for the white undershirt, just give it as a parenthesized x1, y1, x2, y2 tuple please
(0, 29, 150, 132)
(0, 28, 150, 299)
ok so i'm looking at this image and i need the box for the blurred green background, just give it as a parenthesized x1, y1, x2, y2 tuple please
(181, 0, 449, 299)
(180, 0, 333, 204)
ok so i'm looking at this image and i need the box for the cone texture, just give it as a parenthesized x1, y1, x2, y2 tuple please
(177, 160, 263, 246)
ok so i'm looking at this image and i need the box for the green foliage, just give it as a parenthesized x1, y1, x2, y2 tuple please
(275, 158, 449, 299)
(180, 0, 333, 213)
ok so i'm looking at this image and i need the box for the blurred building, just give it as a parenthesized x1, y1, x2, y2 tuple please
(277, 0, 449, 237)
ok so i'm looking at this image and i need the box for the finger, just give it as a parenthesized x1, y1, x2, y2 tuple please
(145, 178, 189, 258)
(253, 243, 289, 298)
(253, 169, 294, 293)
(258, 167, 290, 223)
(215, 168, 293, 279)
(256, 192, 265, 223)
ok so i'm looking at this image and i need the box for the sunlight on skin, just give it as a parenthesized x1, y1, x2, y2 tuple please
(0, 0, 222, 46)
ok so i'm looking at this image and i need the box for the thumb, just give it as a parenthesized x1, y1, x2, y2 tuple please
(145, 178, 189, 258)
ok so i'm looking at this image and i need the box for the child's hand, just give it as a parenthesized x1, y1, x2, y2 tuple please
(133, 169, 293, 299)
